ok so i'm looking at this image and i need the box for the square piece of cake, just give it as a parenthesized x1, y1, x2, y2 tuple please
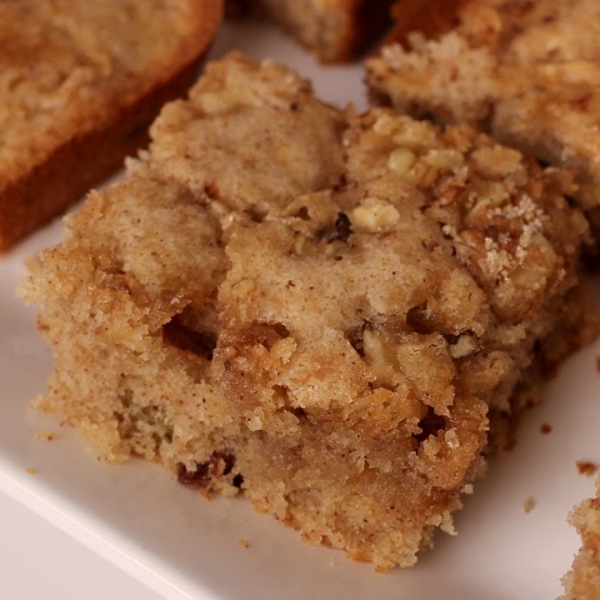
(21, 52, 594, 570)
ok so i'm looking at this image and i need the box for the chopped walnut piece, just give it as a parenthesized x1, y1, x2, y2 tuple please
(447, 333, 479, 359)
(351, 197, 401, 232)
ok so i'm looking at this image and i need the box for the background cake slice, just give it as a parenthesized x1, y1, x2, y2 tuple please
(226, 0, 394, 62)
(366, 0, 600, 234)
(21, 52, 594, 571)
(0, 0, 223, 252)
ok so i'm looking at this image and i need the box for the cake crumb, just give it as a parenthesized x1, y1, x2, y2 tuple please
(35, 430, 56, 441)
(26, 467, 36, 475)
(238, 539, 250, 549)
(523, 497, 536, 513)
(576, 461, 599, 477)
(540, 423, 553, 434)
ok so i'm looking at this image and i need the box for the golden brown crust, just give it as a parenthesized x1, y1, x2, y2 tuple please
(0, 0, 223, 253)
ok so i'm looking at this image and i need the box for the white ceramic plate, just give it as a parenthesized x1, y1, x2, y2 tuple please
(1, 20, 599, 600)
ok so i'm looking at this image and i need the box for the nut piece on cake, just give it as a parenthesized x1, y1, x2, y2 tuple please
(561, 476, 600, 600)
(366, 0, 600, 231)
(21, 52, 594, 570)
(0, 0, 223, 252)
(226, 0, 395, 62)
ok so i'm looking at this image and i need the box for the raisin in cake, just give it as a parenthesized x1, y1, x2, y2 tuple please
(21, 52, 594, 570)
(366, 0, 600, 232)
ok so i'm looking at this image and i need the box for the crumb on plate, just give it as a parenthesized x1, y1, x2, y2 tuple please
(576, 461, 599, 477)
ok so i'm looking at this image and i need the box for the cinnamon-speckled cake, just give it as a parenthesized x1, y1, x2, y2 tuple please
(21, 51, 595, 570)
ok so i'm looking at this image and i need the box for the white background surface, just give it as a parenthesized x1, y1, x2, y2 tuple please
(1, 19, 599, 600)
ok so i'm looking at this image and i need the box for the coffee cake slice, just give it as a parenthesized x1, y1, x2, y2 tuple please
(366, 0, 600, 231)
(21, 52, 593, 570)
